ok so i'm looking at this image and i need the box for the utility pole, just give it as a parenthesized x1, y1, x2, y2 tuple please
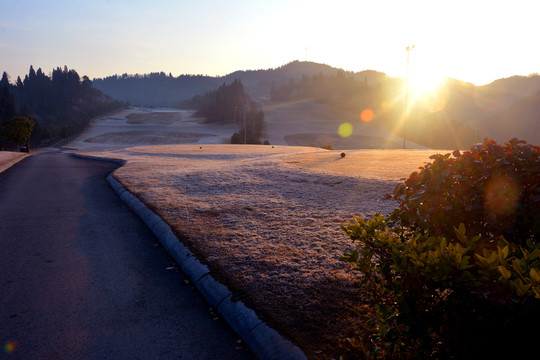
(233, 105, 237, 134)
(404, 45, 414, 149)
(243, 104, 247, 144)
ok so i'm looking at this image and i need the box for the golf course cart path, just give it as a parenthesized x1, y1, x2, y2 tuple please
(0, 151, 254, 360)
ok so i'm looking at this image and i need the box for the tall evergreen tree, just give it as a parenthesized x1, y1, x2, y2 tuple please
(0, 73, 15, 121)
(1, 72, 10, 87)
(1, 65, 124, 146)
(28, 65, 36, 81)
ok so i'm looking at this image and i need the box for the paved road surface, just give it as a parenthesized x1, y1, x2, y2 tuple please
(0, 150, 254, 359)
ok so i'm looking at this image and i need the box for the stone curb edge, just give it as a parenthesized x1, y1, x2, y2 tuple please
(71, 153, 307, 360)
(0, 153, 31, 174)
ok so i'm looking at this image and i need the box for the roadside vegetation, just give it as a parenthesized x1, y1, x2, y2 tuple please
(0, 116, 35, 150)
(341, 138, 539, 358)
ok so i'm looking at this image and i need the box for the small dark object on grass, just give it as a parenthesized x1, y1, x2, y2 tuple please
(341, 152, 346, 158)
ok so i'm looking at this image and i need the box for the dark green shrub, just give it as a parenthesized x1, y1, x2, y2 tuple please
(341, 138, 540, 358)
(392, 138, 539, 243)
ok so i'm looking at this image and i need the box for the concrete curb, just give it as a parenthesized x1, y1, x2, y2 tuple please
(71, 153, 126, 166)
(72, 153, 307, 360)
(0, 153, 31, 174)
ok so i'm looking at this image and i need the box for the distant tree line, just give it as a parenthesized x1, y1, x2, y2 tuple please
(93, 72, 222, 107)
(271, 69, 374, 102)
(90, 61, 362, 107)
(0, 66, 124, 149)
(179, 79, 266, 144)
(479, 89, 540, 143)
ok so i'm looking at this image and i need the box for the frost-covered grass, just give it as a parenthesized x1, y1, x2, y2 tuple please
(125, 111, 183, 125)
(80, 144, 437, 359)
(67, 105, 435, 358)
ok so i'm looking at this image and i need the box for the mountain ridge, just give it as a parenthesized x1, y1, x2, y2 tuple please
(92, 61, 540, 146)
(92, 61, 389, 106)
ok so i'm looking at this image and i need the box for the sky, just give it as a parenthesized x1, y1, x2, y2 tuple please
(1, 0, 539, 86)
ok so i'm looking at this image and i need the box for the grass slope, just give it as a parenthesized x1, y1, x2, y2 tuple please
(80, 144, 438, 359)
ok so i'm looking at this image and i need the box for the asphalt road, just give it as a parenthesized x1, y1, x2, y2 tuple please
(0, 150, 254, 359)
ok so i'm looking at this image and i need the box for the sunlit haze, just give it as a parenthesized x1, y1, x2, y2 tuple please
(1, 0, 539, 85)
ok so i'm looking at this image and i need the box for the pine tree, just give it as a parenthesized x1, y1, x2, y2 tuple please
(1, 72, 10, 87)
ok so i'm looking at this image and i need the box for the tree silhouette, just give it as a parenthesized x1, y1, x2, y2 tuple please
(0, 80, 15, 121)
(0, 65, 124, 147)
(181, 79, 266, 144)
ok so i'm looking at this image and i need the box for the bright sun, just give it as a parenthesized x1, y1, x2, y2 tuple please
(404, 45, 447, 96)
(406, 55, 449, 112)
(408, 66, 446, 95)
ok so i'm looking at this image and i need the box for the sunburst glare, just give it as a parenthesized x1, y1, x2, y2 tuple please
(417, 82, 450, 113)
(409, 66, 446, 99)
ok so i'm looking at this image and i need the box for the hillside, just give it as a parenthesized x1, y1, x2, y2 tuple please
(92, 73, 221, 108)
(92, 62, 540, 148)
(92, 61, 385, 107)
(221, 61, 387, 100)
(479, 90, 540, 143)
(416, 76, 540, 145)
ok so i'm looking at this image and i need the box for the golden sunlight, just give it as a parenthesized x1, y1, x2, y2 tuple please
(406, 45, 447, 98)
(405, 49, 449, 112)
(417, 82, 450, 113)
(408, 67, 446, 96)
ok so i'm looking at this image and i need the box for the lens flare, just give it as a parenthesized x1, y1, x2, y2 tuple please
(4, 341, 18, 354)
(360, 109, 374, 122)
(338, 122, 353, 137)
(484, 175, 520, 215)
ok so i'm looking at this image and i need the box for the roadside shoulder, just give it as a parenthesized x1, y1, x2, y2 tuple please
(0, 153, 31, 174)
(106, 172, 307, 360)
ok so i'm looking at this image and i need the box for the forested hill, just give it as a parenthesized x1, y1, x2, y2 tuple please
(180, 79, 265, 144)
(91, 60, 540, 148)
(0, 66, 124, 146)
(92, 73, 221, 108)
(220, 61, 387, 101)
(92, 61, 383, 107)
(479, 90, 540, 143)
(268, 70, 540, 148)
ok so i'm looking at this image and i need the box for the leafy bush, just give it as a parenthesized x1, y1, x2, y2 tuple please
(341, 138, 539, 358)
(393, 138, 539, 243)
(1, 116, 35, 145)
